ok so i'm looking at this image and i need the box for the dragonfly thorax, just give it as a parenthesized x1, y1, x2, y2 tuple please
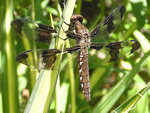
(73, 19, 89, 35)
(77, 37, 91, 48)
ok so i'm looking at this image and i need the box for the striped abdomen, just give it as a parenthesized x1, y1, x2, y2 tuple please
(78, 48, 91, 101)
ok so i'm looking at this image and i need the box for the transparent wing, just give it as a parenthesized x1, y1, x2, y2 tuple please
(11, 18, 57, 44)
(89, 5, 125, 41)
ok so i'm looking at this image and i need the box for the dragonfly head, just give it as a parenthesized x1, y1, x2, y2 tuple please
(71, 14, 83, 24)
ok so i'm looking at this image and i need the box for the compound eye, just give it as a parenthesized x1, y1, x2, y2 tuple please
(71, 15, 77, 24)
(71, 15, 83, 24)
(78, 17, 83, 22)
(78, 16, 83, 22)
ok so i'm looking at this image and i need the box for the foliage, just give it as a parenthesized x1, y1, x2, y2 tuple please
(0, 0, 150, 113)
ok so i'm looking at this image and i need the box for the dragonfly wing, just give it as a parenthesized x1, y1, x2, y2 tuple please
(89, 5, 125, 41)
(65, 45, 81, 54)
(16, 49, 61, 70)
(11, 18, 56, 44)
(90, 40, 140, 62)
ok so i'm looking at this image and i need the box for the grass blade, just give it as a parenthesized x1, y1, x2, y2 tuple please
(112, 82, 150, 113)
(2, 0, 19, 113)
(24, 0, 76, 113)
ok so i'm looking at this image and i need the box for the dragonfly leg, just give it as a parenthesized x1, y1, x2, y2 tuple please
(57, 36, 68, 41)
(61, 22, 74, 33)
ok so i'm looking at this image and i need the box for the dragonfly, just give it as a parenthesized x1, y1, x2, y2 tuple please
(11, 5, 140, 101)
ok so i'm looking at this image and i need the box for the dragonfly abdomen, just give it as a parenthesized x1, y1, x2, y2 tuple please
(78, 48, 91, 101)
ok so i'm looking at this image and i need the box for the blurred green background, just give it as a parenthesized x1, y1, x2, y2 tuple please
(0, 0, 150, 113)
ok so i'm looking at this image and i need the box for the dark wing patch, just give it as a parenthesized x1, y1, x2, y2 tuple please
(16, 49, 61, 70)
(89, 5, 125, 41)
(11, 18, 27, 35)
(11, 19, 56, 44)
(90, 40, 140, 62)
(36, 24, 57, 43)
(41, 49, 61, 69)
(65, 45, 81, 54)
(130, 40, 141, 54)
(106, 42, 122, 62)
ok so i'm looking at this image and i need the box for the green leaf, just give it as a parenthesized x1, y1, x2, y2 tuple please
(112, 82, 150, 113)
